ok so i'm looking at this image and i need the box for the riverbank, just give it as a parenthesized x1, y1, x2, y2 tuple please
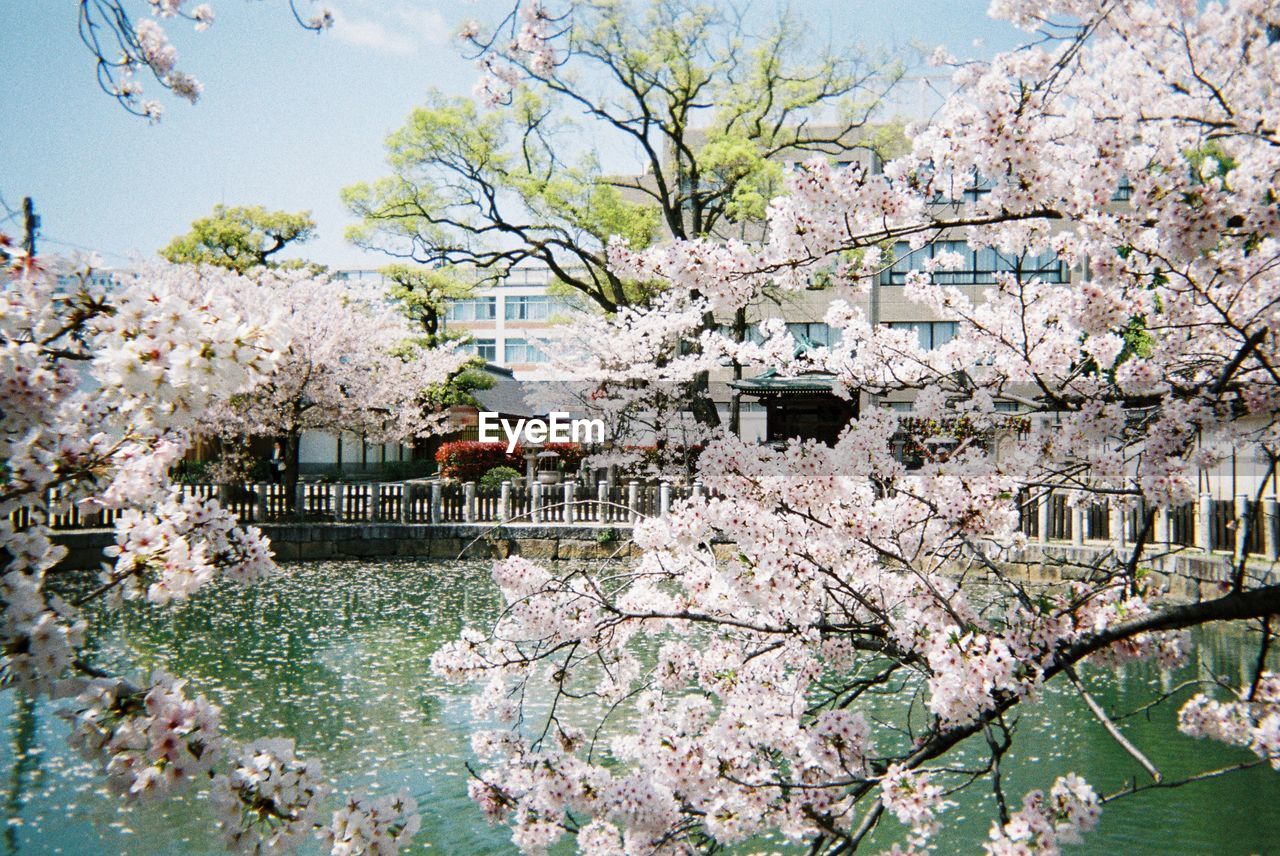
(53, 523, 1279, 605)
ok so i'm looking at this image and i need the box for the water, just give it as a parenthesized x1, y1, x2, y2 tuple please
(1, 559, 1276, 855)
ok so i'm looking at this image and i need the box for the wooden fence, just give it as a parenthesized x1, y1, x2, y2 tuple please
(28, 480, 702, 530)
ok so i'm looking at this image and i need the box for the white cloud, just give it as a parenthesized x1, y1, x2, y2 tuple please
(329, 2, 449, 55)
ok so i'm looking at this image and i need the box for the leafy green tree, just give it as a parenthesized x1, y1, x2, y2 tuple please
(343, 0, 900, 313)
(161, 204, 317, 272)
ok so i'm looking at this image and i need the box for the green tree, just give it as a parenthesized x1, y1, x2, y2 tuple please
(161, 204, 317, 272)
(381, 263, 477, 343)
(343, 0, 901, 425)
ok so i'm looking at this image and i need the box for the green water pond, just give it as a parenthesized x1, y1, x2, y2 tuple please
(1, 559, 1277, 854)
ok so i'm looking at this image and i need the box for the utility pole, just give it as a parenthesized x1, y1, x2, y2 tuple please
(21, 196, 39, 258)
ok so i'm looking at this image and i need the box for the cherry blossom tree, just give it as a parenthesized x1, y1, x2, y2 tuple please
(432, 1, 1280, 852)
(1, 251, 438, 855)
(76, 0, 333, 120)
(194, 268, 467, 503)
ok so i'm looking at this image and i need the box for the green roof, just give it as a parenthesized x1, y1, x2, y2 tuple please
(729, 368, 838, 395)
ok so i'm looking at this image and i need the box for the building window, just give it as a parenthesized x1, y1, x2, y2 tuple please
(1111, 176, 1133, 201)
(994, 401, 1021, 413)
(881, 241, 1067, 286)
(504, 338, 547, 364)
(786, 322, 838, 348)
(886, 321, 958, 350)
(463, 338, 496, 361)
(504, 295, 578, 321)
(446, 297, 496, 322)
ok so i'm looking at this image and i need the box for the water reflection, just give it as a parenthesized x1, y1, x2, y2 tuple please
(0, 559, 1273, 854)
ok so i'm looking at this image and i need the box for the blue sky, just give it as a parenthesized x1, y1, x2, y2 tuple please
(0, 1, 1021, 270)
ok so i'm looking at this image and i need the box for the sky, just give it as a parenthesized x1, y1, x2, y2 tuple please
(0, 1, 1023, 271)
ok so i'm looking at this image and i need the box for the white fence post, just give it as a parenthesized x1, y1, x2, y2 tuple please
(659, 482, 671, 517)
(1197, 492, 1213, 552)
(1110, 503, 1125, 551)
(500, 481, 511, 523)
(628, 481, 640, 523)
(430, 481, 442, 524)
(1071, 504, 1084, 546)
(1037, 491, 1049, 544)
(1266, 494, 1279, 563)
(1154, 504, 1169, 548)
(597, 480, 609, 523)
(693, 480, 704, 501)
(463, 482, 476, 523)
(400, 482, 412, 523)
(531, 482, 543, 523)
(1235, 493, 1249, 559)
(563, 481, 575, 523)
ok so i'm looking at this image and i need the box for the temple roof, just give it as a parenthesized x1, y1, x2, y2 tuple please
(729, 368, 838, 395)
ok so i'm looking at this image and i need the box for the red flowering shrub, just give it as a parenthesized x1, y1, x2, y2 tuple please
(435, 441, 523, 481)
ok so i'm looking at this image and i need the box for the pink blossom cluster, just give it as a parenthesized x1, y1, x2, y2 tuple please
(210, 738, 328, 855)
(983, 774, 1101, 855)
(322, 790, 422, 856)
(62, 671, 222, 802)
(1179, 673, 1280, 770)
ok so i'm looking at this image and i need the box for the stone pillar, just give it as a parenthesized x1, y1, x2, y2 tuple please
(400, 482, 412, 524)
(597, 480, 609, 523)
(430, 481, 443, 524)
(464, 482, 477, 523)
(1110, 503, 1125, 551)
(660, 482, 671, 517)
(256, 483, 268, 522)
(531, 482, 543, 523)
(333, 483, 345, 522)
(693, 480, 704, 501)
(1037, 491, 1050, 544)
(1235, 493, 1249, 559)
(1197, 492, 1212, 553)
(296, 482, 307, 519)
(1153, 504, 1169, 549)
(564, 481, 575, 523)
(1266, 495, 1278, 563)
(628, 481, 640, 523)
(500, 481, 511, 523)
(525, 452, 537, 486)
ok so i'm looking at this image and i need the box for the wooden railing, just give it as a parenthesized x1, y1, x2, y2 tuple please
(23, 481, 1280, 562)
(29, 480, 703, 529)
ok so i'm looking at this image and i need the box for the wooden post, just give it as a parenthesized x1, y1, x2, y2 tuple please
(660, 482, 671, 517)
(464, 482, 476, 523)
(430, 481, 442, 524)
(628, 481, 639, 523)
(500, 481, 511, 523)
(597, 480, 609, 523)
(1197, 492, 1212, 553)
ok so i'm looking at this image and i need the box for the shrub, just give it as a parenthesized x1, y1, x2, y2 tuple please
(480, 466, 522, 487)
(436, 440, 523, 482)
(379, 459, 435, 480)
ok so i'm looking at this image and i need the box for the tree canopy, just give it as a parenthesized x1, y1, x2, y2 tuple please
(161, 204, 317, 272)
(343, 0, 902, 314)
